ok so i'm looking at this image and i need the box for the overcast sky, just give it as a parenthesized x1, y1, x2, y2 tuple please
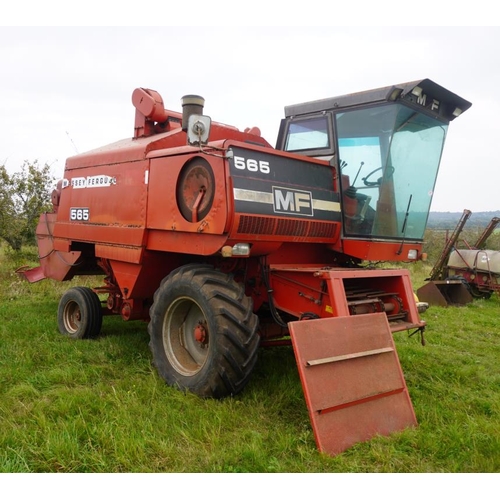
(1, 23, 499, 213)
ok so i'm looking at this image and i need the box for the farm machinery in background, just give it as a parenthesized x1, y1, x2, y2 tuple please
(418, 210, 500, 306)
(18, 79, 471, 455)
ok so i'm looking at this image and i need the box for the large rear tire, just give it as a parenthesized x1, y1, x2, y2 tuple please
(148, 264, 259, 398)
(57, 286, 103, 339)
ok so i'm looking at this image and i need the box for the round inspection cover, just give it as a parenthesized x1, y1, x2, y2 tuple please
(176, 159, 215, 222)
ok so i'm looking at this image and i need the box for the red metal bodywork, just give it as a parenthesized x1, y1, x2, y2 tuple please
(20, 84, 471, 455)
(290, 313, 417, 456)
(268, 266, 421, 332)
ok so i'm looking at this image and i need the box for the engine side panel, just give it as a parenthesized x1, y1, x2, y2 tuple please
(53, 159, 149, 253)
(145, 154, 230, 255)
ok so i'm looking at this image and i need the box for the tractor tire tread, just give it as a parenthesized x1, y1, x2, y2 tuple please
(148, 264, 259, 398)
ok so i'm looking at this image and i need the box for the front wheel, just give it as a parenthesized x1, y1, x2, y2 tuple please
(148, 265, 259, 398)
(57, 286, 103, 339)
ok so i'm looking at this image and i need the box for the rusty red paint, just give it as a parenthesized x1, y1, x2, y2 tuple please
(290, 313, 417, 456)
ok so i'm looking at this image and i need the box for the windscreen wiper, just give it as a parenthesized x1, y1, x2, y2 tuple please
(397, 194, 413, 255)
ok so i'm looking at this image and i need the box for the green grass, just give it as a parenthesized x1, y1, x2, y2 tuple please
(0, 247, 499, 473)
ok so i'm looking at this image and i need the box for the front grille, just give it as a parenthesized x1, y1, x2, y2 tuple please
(275, 219, 308, 236)
(237, 215, 337, 239)
(237, 215, 276, 235)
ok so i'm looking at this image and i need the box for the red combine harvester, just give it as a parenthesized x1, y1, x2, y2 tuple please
(20, 80, 471, 455)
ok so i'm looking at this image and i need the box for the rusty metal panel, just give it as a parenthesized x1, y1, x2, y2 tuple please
(417, 280, 473, 307)
(16, 265, 46, 283)
(289, 313, 417, 456)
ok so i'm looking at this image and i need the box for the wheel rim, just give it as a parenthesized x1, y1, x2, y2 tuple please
(63, 300, 81, 334)
(163, 296, 210, 376)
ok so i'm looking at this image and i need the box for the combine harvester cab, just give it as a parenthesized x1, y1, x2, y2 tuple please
(20, 80, 471, 456)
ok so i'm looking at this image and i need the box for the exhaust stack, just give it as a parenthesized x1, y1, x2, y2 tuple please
(181, 95, 205, 131)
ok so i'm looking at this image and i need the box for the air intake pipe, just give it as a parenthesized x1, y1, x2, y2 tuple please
(181, 95, 205, 131)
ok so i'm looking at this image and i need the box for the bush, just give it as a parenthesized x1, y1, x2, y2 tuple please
(0, 161, 54, 251)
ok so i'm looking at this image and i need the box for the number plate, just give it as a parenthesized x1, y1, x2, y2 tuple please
(70, 207, 90, 221)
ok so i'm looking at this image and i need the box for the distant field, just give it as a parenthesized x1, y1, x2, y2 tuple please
(427, 210, 500, 230)
(0, 246, 498, 473)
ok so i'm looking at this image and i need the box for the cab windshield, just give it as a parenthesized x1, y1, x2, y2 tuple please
(337, 104, 447, 240)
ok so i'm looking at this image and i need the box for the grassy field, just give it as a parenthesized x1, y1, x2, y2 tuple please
(0, 247, 498, 473)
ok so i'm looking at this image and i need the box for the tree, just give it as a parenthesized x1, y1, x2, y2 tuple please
(0, 160, 55, 251)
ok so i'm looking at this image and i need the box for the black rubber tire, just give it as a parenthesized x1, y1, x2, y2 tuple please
(469, 285, 493, 300)
(57, 286, 103, 339)
(148, 264, 260, 398)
